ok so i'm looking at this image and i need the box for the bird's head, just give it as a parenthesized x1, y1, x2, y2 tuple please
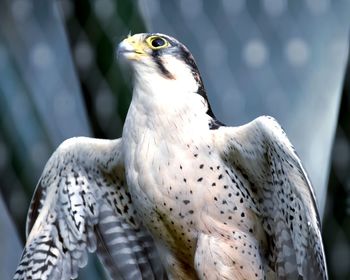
(117, 33, 222, 128)
(117, 33, 199, 82)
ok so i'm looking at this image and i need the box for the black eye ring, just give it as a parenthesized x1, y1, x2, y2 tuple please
(152, 37, 166, 48)
(147, 36, 169, 49)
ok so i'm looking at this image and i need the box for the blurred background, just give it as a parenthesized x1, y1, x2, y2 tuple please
(0, 0, 349, 279)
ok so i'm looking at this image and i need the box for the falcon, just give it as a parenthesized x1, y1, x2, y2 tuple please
(14, 33, 328, 280)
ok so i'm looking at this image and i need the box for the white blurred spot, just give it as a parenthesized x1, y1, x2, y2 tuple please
(11, 0, 32, 21)
(243, 39, 268, 68)
(30, 43, 54, 69)
(95, 88, 116, 120)
(221, 89, 246, 116)
(263, 0, 287, 17)
(180, 0, 203, 19)
(204, 39, 227, 67)
(53, 91, 76, 119)
(306, 0, 330, 15)
(222, 0, 245, 15)
(94, 0, 116, 22)
(285, 38, 309, 67)
(137, 0, 160, 19)
(74, 41, 94, 71)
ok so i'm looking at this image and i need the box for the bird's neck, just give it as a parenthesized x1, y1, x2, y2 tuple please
(123, 73, 212, 146)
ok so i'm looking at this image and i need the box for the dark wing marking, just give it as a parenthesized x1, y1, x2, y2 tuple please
(215, 116, 328, 280)
(14, 137, 165, 280)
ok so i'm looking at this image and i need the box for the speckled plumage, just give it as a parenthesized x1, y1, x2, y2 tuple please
(14, 33, 327, 280)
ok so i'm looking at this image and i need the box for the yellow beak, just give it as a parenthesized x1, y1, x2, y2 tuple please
(117, 34, 148, 61)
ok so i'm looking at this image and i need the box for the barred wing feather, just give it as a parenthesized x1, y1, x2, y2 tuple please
(215, 116, 328, 280)
(14, 137, 165, 280)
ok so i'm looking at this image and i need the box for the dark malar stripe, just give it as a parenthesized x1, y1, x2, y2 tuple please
(151, 51, 174, 79)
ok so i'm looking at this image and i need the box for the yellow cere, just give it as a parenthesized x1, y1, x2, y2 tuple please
(124, 35, 146, 56)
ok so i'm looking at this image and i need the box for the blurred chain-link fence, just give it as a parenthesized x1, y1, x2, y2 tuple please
(0, 0, 349, 279)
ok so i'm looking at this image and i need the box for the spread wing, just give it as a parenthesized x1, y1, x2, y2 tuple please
(214, 116, 328, 279)
(14, 137, 165, 280)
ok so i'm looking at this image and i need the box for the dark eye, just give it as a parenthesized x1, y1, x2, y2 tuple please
(147, 36, 169, 50)
(151, 37, 166, 48)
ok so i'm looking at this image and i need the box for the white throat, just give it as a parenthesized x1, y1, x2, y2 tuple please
(125, 57, 211, 136)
